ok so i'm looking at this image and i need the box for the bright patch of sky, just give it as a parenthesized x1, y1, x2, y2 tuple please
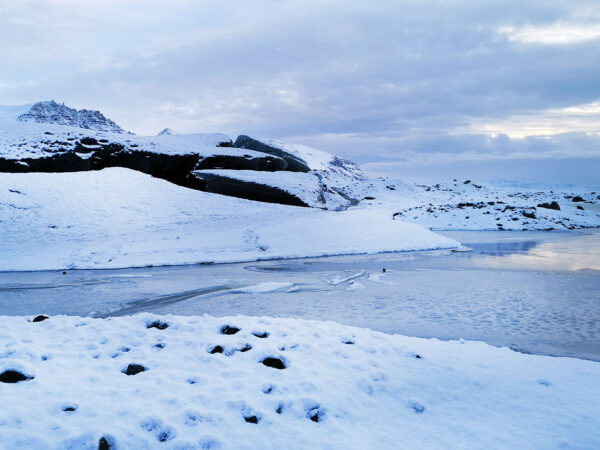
(1, 0, 599, 183)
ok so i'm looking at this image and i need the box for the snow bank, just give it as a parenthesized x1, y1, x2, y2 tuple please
(1, 314, 598, 449)
(0, 168, 458, 271)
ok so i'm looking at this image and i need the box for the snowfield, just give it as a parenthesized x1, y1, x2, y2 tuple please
(0, 168, 458, 271)
(1, 314, 599, 449)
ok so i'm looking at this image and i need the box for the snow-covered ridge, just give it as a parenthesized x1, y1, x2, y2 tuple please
(16, 100, 129, 134)
(1, 314, 598, 448)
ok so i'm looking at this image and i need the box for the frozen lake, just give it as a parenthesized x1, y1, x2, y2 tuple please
(1, 230, 599, 360)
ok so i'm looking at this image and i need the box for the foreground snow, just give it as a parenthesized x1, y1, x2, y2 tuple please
(1, 314, 598, 449)
(0, 168, 458, 271)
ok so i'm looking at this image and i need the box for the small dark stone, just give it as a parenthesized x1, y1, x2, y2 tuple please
(239, 344, 252, 352)
(463, 180, 471, 184)
(220, 325, 240, 335)
(32, 314, 49, 322)
(157, 431, 170, 442)
(62, 271, 67, 275)
(98, 437, 110, 450)
(123, 364, 146, 376)
(522, 211, 536, 219)
(276, 404, 283, 414)
(414, 354, 422, 359)
(252, 331, 269, 338)
(147, 320, 168, 330)
(363, 196, 375, 200)
(63, 406, 76, 412)
(263, 385, 274, 394)
(261, 357, 286, 370)
(537, 201, 560, 211)
(577, 205, 584, 210)
(210, 345, 223, 354)
(0, 370, 33, 383)
(153, 343, 165, 349)
(382, 268, 386, 273)
(572, 196, 584, 202)
(343, 340, 355, 345)
(244, 415, 259, 424)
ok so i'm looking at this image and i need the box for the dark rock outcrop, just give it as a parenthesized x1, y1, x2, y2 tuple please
(193, 172, 309, 207)
(234, 135, 310, 172)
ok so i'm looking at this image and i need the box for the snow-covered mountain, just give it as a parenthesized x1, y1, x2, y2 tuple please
(0, 102, 364, 209)
(16, 100, 129, 134)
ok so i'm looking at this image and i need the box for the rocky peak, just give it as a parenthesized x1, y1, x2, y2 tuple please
(158, 128, 174, 136)
(17, 100, 130, 134)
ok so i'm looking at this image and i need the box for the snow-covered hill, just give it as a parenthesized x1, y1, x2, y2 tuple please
(2, 314, 599, 448)
(0, 168, 458, 271)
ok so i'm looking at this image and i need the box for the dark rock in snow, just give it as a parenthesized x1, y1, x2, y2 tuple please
(0, 370, 33, 383)
(252, 331, 269, 338)
(244, 415, 259, 424)
(147, 320, 169, 330)
(261, 357, 286, 369)
(220, 325, 241, 335)
(537, 201, 560, 211)
(522, 211, 536, 219)
(98, 437, 111, 450)
(577, 205, 584, 210)
(572, 196, 584, 202)
(210, 345, 224, 354)
(123, 364, 146, 376)
(32, 314, 49, 322)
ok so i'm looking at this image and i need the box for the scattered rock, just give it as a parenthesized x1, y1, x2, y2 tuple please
(32, 314, 49, 322)
(522, 211, 536, 219)
(146, 320, 168, 330)
(98, 437, 111, 450)
(63, 406, 77, 413)
(343, 340, 355, 345)
(123, 364, 146, 376)
(239, 344, 252, 353)
(572, 196, 584, 202)
(252, 331, 269, 338)
(537, 201, 560, 211)
(261, 357, 286, 370)
(463, 180, 471, 184)
(220, 325, 240, 335)
(153, 343, 165, 349)
(276, 404, 283, 414)
(210, 346, 224, 354)
(363, 196, 375, 200)
(0, 370, 34, 383)
(577, 205, 584, 210)
(244, 415, 259, 424)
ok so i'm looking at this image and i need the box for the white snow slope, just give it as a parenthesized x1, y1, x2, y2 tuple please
(1, 314, 599, 449)
(0, 168, 458, 271)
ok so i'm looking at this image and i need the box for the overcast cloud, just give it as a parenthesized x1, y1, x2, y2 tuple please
(1, 0, 599, 183)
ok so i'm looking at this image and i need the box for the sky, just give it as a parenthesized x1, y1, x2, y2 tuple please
(1, 0, 599, 183)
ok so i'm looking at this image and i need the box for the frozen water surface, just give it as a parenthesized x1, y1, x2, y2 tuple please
(1, 230, 599, 360)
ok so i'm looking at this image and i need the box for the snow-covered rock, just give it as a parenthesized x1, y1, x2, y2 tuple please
(1, 314, 598, 448)
(17, 100, 129, 134)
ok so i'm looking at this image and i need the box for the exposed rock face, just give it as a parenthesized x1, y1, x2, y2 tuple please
(17, 101, 129, 134)
(193, 172, 309, 207)
(234, 135, 311, 172)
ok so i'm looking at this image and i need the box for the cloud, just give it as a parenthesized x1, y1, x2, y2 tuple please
(1, 0, 599, 182)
